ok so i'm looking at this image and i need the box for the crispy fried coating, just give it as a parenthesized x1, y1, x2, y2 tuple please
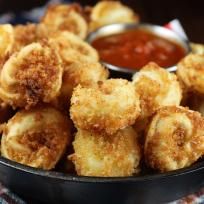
(89, 1, 139, 32)
(145, 106, 204, 172)
(55, 59, 109, 110)
(190, 43, 204, 55)
(0, 42, 63, 109)
(13, 23, 53, 52)
(49, 31, 99, 64)
(69, 127, 141, 177)
(13, 24, 38, 52)
(0, 24, 14, 65)
(133, 62, 182, 131)
(1, 106, 71, 170)
(177, 54, 204, 94)
(70, 79, 140, 135)
(41, 4, 88, 39)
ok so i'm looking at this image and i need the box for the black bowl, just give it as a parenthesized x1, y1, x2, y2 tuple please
(0, 156, 204, 204)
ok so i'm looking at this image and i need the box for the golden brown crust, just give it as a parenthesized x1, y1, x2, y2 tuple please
(49, 31, 99, 64)
(54, 59, 109, 110)
(41, 3, 88, 39)
(69, 127, 141, 177)
(0, 24, 14, 67)
(145, 106, 204, 172)
(89, 1, 139, 32)
(0, 41, 63, 109)
(133, 62, 182, 132)
(70, 79, 140, 135)
(177, 54, 204, 94)
(190, 43, 204, 55)
(13, 24, 38, 52)
(1, 106, 71, 170)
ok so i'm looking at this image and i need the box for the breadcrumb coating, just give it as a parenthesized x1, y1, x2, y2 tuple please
(49, 31, 99, 64)
(1, 106, 71, 170)
(133, 62, 182, 131)
(190, 43, 204, 55)
(70, 79, 140, 135)
(0, 2, 203, 177)
(69, 127, 141, 177)
(55, 59, 109, 110)
(0, 42, 63, 109)
(12, 23, 55, 52)
(177, 54, 204, 94)
(41, 4, 88, 39)
(13, 24, 38, 52)
(89, 1, 139, 32)
(0, 24, 14, 65)
(145, 106, 204, 172)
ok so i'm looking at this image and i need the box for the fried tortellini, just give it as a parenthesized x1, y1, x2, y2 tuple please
(177, 54, 204, 94)
(1, 107, 71, 170)
(145, 106, 204, 172)
(69, 127, 141, 177)
(0, 1, 203, 179)
(41, 4, 88, 39)
(49, 31, 99, 64)
(89, 1, 139, 32)
(55, 59, 109, 110)
(133, 62, 182, 132)
(70, 79, 140, 135)
(0, 42, 63, 109)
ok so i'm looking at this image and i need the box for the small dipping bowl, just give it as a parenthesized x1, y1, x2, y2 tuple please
(87, 23, 191, 74)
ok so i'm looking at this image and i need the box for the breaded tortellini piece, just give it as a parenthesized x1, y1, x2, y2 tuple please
(1, 107, 71, 170)
(190, 43, 204, 55)
(69, 127, 141, 177)
(0, 42, 63, 109)
(133, 62, 182, 131)
(49, 31, 99, 64)
(0, 24, 14, 65)
(41, 4, 88, 39)
(177, 54, 204, 94)
(70, 79, 140, 135)
(89, 1, 139, 32)
(55, 59, 109, 110)
(145, 106, 204, 172)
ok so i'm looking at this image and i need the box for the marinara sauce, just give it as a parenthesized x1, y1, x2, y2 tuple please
(91, 29, 186, 70)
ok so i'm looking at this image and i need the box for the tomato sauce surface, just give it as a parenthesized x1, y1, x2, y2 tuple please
(91, 29, 186, 70)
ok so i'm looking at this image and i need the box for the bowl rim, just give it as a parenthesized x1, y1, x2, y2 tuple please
(0, 156, 203, 183)
(87, 23, 191, 74)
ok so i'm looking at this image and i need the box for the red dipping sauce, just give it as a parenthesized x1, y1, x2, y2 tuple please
(91, 29, 186, 70)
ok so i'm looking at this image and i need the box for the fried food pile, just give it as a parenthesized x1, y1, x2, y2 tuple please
(0, 1, 204, 177)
